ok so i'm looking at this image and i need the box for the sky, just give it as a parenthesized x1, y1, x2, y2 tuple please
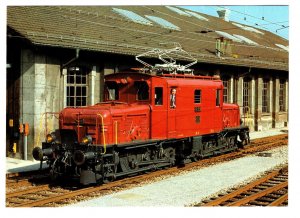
(180, 5, 289, 40)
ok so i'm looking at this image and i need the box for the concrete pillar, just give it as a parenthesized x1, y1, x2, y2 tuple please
(89, 67, 97, 105)
(20, 49, 61, 160)
(20, 49, 35, 160)
(237, 76, 243, 114)
(272, 78, 279, 128)
(255, 76, 263, 131)
(250, 77, 255, 115)
(94, 66, 103, 103)
(62, 68, 67, 108)
(230, 76, 234, 103)
(269, 78, 273, 114)
(33, 55, 47, 160)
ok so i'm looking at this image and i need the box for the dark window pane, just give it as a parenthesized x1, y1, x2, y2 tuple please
(67, 74, 74, 84)
(82, 75, 87, 84)
(67, 97, 70, 106)
(82, 97, 86, 106)
(69, 86, 74, 96)
(82, 87, 86, 96)
(76, 75, 82, 84)
(155, 87, 163, 105)
(69, 97, 74, 106)
(76, 87, 82, 96)
(135, 81, 149, 100)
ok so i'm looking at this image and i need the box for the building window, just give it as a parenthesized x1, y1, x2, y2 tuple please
(222, 77, 230, 103)
(66, 67, 88, 107)
(194, 89, 202, 103)
(279, 79, 285, 112)
(262, 79, 269, 113)
(243, 78, 251, 113)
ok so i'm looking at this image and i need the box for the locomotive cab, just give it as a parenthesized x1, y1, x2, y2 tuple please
(104, 73, 152, 105)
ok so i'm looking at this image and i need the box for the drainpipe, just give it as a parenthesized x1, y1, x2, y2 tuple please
(61, 48, 80, 70)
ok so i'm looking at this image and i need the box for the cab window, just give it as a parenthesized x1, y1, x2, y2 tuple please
(105, 82, 119, 100)
(155, 87, 163, 105)
(135, 81, 149, 100)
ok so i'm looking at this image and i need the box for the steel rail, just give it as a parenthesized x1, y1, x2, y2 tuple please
(204, 169, 283, 206)
(6, 179, 33, 186)
(226, 181, 288, 206)
(268, 193, 288, 206)
(6, 184, 50, 198)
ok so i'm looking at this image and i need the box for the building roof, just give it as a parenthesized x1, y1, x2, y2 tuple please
(7, 6, 288, 71)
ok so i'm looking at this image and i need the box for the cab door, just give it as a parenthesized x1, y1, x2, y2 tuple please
(214, 88, 223, 131)
(151, 86, 167, 139)
(168, 87, 177, 138)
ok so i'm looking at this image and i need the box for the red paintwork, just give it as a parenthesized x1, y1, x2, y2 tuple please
(59, 72, 241, 146)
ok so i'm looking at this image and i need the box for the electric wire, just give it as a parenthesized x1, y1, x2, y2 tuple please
(215, 6, 289, 37)
(7, 6, 288, 58)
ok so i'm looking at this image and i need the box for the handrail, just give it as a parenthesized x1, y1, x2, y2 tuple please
(114, 121, 118, 145)
(97, 114, 106, 154)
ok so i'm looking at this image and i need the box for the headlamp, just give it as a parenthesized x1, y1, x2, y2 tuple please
(81, 135, 92, 145)
(46, 133, 56, 143)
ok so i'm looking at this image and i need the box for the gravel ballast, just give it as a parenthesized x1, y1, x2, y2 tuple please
(69, 144, 288, 207)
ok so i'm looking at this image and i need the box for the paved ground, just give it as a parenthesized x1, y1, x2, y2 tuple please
(69, 145, 287, 207)
(6, 157, 48, 173)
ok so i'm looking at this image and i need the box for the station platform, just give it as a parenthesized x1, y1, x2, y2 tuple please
(5, 127, 288, 174)
(6, 158, 48, 174)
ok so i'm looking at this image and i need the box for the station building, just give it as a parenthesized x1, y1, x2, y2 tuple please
(6, 6, 288, 160)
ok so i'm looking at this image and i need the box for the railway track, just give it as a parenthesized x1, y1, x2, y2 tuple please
(196, 166, 288, 206)
(6, 133, 288, 207)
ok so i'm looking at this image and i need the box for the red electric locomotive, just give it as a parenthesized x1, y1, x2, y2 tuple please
(33, 48, 249, 185)
(33, 71, 249, 185)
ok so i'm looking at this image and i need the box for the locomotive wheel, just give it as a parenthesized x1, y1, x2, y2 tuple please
(163, 147, 176, 165)
(227, 136, 236, 148)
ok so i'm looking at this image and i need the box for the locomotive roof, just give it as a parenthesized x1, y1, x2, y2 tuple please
(7, 6, 288, 71)
(105, 71, 222, 84)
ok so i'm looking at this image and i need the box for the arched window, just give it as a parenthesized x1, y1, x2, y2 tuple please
(262, 79, 270, 113)
(279, 79, 286, 112)
(66, 67, 89, 107)
(222, 76, 230, 103)
(243, 77, 251, 113)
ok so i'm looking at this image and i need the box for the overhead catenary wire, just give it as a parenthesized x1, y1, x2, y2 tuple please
(215, 5, 289, 38)
(62, 14, 286, 51)
(217, 5, 288, 28)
